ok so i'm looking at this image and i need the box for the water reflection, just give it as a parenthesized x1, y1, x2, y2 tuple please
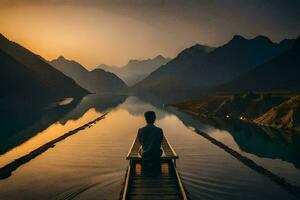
(121, 97, 168, 120)
(59, 94, 127, 124)
(0, 95, 299, 200)
(0, 95, 127, 165)
(179, 113, 300, 169)
(133, 95, 300, 186)
(166, 106, 300, 185)
(0, 97, 82, 154)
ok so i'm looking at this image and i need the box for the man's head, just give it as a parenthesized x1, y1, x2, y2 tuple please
(144, 111, 156, 124)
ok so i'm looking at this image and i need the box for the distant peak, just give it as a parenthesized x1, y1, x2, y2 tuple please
(279, 38, 294, 45)
(154, 55, 165, 59)
(190, 44, 210, 50)
(226, 35, 249, 46)
(128, 59, 139, 64)
(232, 34, 247, 41)
(253, 35, 273, 43)
(181, 43, 213, 54)
(58, 55, 66, 60)
(91, 68, 108, 74)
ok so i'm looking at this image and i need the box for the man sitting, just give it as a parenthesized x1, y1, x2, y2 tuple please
(137, 111, 163, 174)
(138, 111, 163, 158)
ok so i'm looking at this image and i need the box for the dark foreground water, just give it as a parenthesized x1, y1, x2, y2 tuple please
(0, 95, 300, 200)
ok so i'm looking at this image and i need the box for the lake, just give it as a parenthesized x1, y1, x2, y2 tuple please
(0, 95, 299, 200)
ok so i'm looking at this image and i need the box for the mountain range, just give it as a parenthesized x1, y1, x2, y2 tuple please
(1, 32, 299, 101)
(98, 55, 171, 86)
(215, 36, 300, 93)
(0, 34, 88, 100)
(49, 56, 128, 93)
(133, 35, 295, 93)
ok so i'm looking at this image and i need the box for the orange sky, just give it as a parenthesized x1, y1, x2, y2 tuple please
(0, 4, 201, 68)
(0, 1, 299, 69)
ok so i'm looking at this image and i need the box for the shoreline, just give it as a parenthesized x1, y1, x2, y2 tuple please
(171, 106, 300, 198)
(0, 113, 108, 180)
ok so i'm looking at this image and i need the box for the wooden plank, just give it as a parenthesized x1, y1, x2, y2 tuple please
(129, 194, 180, 200)
(162, 137, 178, 158)
(173, 165, 188, 200)
(126, 136, 141, 158)
(122, 135, 187, 200)
(132, 184, 178, 189)
(130, 189, 180, 194)
(122, 166, 132, 200)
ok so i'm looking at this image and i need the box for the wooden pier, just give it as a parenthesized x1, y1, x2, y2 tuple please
(121, 135, 188, 200)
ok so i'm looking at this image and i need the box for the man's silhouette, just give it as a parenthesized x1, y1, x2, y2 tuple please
(138, 111, 163, 159)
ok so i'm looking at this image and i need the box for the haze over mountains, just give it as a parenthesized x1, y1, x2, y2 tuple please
(1, 31, 300, 145)
(1, 32, 299, 105)
(133, 35, 295, 93)
(98, 55, 171, 86)
(49, 56, 128, 93)
(0, 34, 88, 100)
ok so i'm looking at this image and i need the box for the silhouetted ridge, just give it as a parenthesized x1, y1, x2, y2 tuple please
(57, 55, 66, 60)
(97, 55, 171, 86)
(231, 34, 248, 42)
(155, 55, 165, 59)
(49, 56, 128, 93)
(253, 35, 273, 44)
(0, 34, 89, 99)
(176, 44, 213, 59)
(133, 35, 294, 94)
(0, 49, 44, 97)
(215, 36, 300, 93)
(279, 38, 296, 48)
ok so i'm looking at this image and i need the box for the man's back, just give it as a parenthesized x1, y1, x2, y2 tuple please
(138, 124, 163, 158)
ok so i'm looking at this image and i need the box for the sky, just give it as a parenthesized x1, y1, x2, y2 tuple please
(0, 0, 299, 69)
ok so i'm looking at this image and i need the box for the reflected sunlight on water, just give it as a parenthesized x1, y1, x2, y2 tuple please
(58, 98, 74, 106)
(0, 108, 101, 168)
(0, 96, 299, 200)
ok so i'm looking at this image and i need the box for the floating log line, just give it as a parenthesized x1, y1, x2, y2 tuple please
(194, 128, 300, 198)
(0, 113, 108, 180)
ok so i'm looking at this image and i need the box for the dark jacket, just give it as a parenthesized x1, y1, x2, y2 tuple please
(138, 124, 163, 158)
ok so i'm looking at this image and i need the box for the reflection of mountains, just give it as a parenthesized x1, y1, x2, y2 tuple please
(171, 109, 300, 169)
(0, 97, 82, 154)
(133, 92, 198, 104)
(121, 96, 169, 121)
(59, 94, 127, 124)
(0, 94, 127, 155)
(130, 96, 300, 169)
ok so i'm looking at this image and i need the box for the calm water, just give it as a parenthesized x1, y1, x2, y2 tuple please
(0, 95, 299, 200)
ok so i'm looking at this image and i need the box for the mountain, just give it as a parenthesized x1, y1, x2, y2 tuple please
(49, 56, 89, 80)
(49, 56, 128, 93)
(171, 93, 287, 120)
(254, 96, 300, 131)
(82, 69, 128, 93)
(0, 49, 45, 98)
(97, 55, 171, 86)
(133, 35, 295, 93)
(97, 64, 119, 74)
(0, 34, 89, 99)
(215, 36, 300, 93)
